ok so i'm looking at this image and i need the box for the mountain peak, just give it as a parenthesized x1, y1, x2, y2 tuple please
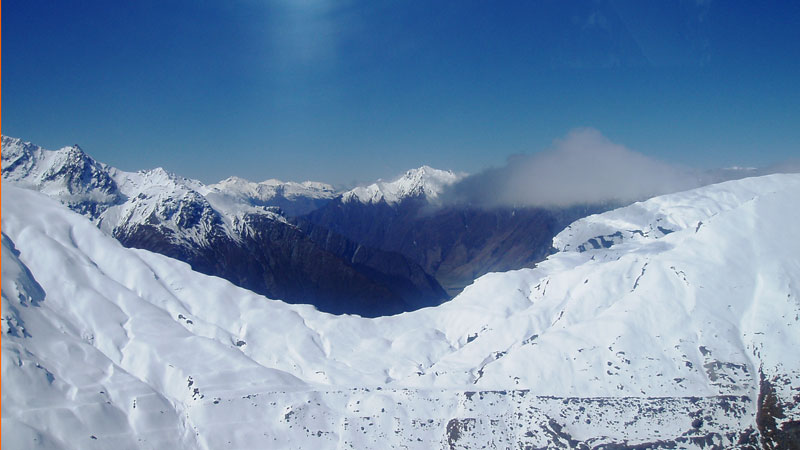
(1, 134, 26, 147)
(1, 136, 42, 176)
(408, 164, 449, 174)
(343, 165, 465, 204)
(66, 143, 85, 153)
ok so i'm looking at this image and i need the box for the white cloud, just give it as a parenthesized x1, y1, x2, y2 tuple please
(443, 128, 707, 207)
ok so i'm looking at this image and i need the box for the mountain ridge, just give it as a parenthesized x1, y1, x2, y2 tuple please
(1, 135, 448, 316)
(3, 173, 799, 447)
(341, 165, 466, 205)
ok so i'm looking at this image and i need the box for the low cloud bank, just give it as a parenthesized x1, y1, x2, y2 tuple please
(761, 159, 800, 175)
(442, 128, 763, 208)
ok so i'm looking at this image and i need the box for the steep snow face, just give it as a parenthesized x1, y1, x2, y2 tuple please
(342, 166, 465, 204)
(3, 174, 800, 448)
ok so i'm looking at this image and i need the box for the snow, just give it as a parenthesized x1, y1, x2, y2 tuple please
(341, 165, 465, 204)
(1, 137, 470, 256)
(4, 174, 800, 447)
(3, 137, 472, 253)
(207, 176, 337, 202)
(1, 137, 297, 245)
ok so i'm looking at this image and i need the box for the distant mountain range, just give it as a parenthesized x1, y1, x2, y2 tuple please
(2, 135, 604, 315)
(1, 136, 450, 316)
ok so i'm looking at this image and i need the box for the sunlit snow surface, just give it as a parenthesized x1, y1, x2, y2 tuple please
(3, 175, 800, 448)
(341, 165, 465, 204)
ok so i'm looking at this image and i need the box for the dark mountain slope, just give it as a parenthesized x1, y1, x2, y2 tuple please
(303, 197, 609, 295)
(116, 213, 443, 317)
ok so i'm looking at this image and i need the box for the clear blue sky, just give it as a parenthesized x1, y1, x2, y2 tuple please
(3, 0, 799, 185)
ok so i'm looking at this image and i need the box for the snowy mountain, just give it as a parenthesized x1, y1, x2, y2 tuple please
(1, 135, 242, 240)
(4, 174, 799, 448)
(306, 166, 604, 297)
(1, 136, 448, 315)
(207, 176, 337, 216)
(341, 165, 465, 204)
(1, 136, 122, 218)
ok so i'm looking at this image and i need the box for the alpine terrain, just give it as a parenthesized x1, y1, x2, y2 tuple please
(0, 136, 447, 317)
(304, 174, 607, 296)
(3, 162, 800, 448)
(1, 136, 606, 315)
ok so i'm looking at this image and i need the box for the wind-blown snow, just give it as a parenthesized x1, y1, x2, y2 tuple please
(3, 174, 800, 448)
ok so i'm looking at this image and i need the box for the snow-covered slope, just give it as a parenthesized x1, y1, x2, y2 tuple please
(4, 174, 800, 448)
(342, 165, 465, 204)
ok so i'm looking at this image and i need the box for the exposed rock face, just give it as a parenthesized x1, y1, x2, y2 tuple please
(298, 220, 448, 312)
(757, 372, 800, 450)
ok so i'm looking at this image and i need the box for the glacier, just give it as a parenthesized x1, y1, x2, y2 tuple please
(3, 174, 800, 448)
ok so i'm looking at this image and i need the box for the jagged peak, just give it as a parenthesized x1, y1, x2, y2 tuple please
(2, 136, 38, 158)
(64, 143, 85, 153)
(2, 136, 45, 178)
(402, 164, 450, 177)
(142, 166, 172, 177)
(1, 136, 96, 167)
(213, 175, 335, 190)
(2, 135, 29, 146)
(343, 165, 466, 204)
(2, 135, 42, 157)
(50, 144, 97, 166)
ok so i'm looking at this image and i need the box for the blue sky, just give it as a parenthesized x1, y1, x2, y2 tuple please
(3, 0, 799, 185)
